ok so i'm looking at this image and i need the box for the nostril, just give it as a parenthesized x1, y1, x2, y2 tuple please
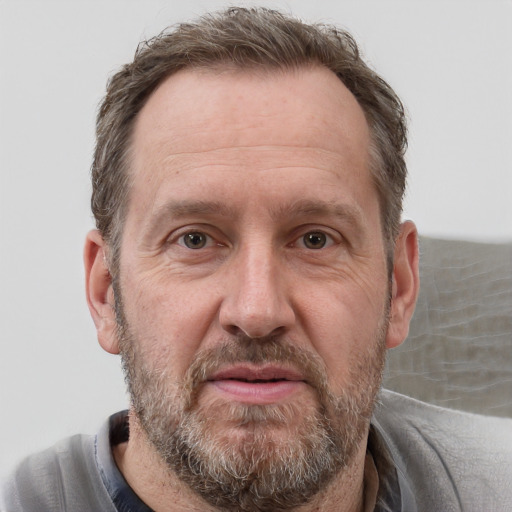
(222, 323, 288, 341)
(223, 324, 244, 337)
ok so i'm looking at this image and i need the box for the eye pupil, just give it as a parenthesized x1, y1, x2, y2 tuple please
(304, 232, 326, 249)
(184, 232, 206, 249)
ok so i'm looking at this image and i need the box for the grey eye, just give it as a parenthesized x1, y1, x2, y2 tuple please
(183, 232, 208, 249)
(303, 232, 327, 249)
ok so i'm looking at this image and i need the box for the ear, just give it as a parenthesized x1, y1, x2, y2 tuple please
(385, 221, 420, 349)
(84, 229, 119, 354)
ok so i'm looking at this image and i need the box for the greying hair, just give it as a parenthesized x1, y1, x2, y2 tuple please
(92, 7, 407, 274)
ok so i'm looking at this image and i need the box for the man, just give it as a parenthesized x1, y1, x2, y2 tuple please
(2, 7, 511, 512)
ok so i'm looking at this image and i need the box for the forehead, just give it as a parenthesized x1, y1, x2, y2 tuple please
(132, 65, 370, 163)
(126, 66, 375, 230)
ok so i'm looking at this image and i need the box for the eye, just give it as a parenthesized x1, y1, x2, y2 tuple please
(302, 231, 331, 250)
(179, 231, 211, 249)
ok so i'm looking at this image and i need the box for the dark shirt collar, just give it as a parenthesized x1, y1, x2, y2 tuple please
(95, 410, 410, 512)
(95, 410, 153, 512)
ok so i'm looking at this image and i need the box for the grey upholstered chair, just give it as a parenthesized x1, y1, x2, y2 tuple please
(383, 236, 512, 418)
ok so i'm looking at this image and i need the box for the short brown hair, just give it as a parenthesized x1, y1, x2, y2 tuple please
(92, 7, 407, 273)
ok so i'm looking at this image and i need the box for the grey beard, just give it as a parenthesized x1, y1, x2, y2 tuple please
(118, 331, 386, 512)
(164, 399, 346, 511)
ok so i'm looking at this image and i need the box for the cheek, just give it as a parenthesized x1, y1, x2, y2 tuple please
(121, 275, 221, 375)
(297, 277, 388, 386)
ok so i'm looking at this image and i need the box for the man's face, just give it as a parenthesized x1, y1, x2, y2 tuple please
(115, 66, 391, 509)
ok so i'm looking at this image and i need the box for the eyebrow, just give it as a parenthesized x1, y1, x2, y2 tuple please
(144, 198, 364, 236)
(152, 200, 237, 220)
(269, 199, 364, 229)
(143, 200, 238, 237)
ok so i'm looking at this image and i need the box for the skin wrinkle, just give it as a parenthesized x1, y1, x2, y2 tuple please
(94, 67, 416, 512)
(83, 12, 423, 509)
(112, 257, 391, 511)
(154, 148, 366, 178)
(116, 317, 388, 512)
(157, 144, 349, 157)
(134, 238, 371, 299)
(139, 198, 367, 254)
(130, 150, 380, 268)
(91, 16, 411, 282)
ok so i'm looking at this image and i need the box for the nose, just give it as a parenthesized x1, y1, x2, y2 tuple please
(219, 244, 296, 339)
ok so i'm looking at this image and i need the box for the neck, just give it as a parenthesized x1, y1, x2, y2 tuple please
(113, 410, 369, 512)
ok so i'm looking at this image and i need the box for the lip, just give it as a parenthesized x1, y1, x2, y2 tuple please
(206, 364, 307, 404)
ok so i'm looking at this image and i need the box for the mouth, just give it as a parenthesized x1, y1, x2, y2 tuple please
(206, 365, 307, 404)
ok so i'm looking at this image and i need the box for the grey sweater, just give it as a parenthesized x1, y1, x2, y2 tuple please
(2, 390, 511, 511)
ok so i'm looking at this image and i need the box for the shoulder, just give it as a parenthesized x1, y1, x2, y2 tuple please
(373, 389, 512, 511)
(1, 434, 115, 512)
(375, 388, 512, 441)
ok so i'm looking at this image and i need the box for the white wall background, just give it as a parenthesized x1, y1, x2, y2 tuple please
(1, 0, 510, 479)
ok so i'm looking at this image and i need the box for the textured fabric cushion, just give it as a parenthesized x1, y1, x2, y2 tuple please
(383, 236, 512, 417)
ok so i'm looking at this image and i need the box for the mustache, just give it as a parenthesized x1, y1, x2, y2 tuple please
(181, 334, 331, 410)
